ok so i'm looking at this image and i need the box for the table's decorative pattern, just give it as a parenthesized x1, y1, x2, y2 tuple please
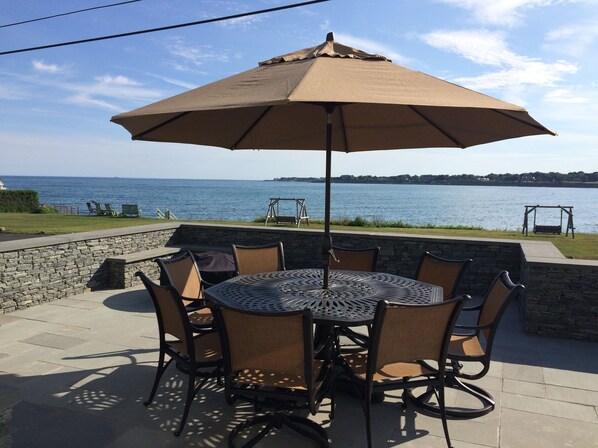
(206, 269, 442, 325)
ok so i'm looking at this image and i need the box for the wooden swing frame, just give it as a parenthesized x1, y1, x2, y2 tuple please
(522, 205, 574, 238)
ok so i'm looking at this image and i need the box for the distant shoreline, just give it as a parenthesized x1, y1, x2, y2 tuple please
(272, 172, 598, 188)
(272, 179, 598, 188)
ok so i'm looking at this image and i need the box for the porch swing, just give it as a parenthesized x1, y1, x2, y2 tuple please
(522, 205, 575, 238)
(264, 198, 310, 227)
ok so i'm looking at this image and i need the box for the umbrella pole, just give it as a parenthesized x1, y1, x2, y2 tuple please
(322, 107, 334, 289)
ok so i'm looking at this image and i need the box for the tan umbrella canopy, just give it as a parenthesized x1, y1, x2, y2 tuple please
(112, 32, 554, 288)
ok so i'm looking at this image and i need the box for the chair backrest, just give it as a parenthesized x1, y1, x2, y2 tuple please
(136, 271, 194, 356)
(214, 307, 313, 389)
(92, 201, 106, 212)
(232, 242, 285, 275)
(156, 250, 203, 300)
(330, 246, 380, 272)
(416, 252, 473, 300)
(477, 271, 524, 347)
(368, 298, 464, 377)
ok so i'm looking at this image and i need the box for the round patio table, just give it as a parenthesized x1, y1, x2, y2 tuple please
(204, 268, 443, 326)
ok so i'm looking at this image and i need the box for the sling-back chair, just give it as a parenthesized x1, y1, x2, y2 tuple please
(213, 305, 335, 447)
(156, 250, 214, 332)
(339, 298, 464, 448)
(416, 251, 473, 300)
(330, 246, 380, 272)
(231, 241, 285, 275)
(136, 271, 222, 436)
(330, 245, 380, 348)
(408, 271, 524, 418)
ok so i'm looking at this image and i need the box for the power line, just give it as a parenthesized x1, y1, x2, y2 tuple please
(0, 0, 329, 56)
(0, 0, 142, 29)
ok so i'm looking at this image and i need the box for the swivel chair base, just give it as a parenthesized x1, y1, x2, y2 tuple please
(230, 411, 330, 447)
(406, 375, 495, 419)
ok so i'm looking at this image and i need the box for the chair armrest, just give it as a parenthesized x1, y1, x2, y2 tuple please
(463, 303, 483, 311)
(452, 322, 492, 335)
(202, 279, 216, 289)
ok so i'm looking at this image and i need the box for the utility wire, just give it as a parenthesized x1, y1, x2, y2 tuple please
(0, 0, 142, 29)
(0, 0, 329, 56)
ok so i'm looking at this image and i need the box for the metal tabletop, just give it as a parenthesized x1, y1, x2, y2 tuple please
(205, 268, 443, 326)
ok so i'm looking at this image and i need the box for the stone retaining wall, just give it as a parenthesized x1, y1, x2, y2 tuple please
(0, 224, 179, 313)
(1, 222, 596, 341)
(524, 258, 598, 340)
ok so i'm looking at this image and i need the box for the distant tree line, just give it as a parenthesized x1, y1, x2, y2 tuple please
(273, 171, 598, 187)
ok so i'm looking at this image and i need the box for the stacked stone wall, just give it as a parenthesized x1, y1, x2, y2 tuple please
(0, 225, 178, 313)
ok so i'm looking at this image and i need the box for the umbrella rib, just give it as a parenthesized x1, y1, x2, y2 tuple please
(132, 112, 190, 140)
(338, 105, 349, 152)
(409, 106, 465, 148)
(493, 109, 557, 135)
(232, 106, 273, 149)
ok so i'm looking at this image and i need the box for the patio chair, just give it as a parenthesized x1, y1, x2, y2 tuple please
(408, 271, 524, 418)
(330, 245, 380, 348)
(155, 250, 214, 332)
(330, 245, 380, 272)
(104, 203, 119, 217)
(136, 271, 222, 436)
(415, 251, 473, 300)
(231, 241, 285, 275)
(212, 305, 335, 447)
(86, 201, 96, 215)
(92, 201, 106, 216)
(339, 297, 464, 448)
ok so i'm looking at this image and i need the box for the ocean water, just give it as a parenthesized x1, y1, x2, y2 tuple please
(1, 176, 597, 233)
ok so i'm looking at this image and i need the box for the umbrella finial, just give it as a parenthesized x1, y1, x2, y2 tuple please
(326, 32, 334, 42)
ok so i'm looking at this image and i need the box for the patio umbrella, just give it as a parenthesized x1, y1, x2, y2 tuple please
(111, 32, 554, 288)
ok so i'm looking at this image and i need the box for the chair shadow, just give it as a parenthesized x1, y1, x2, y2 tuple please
(6, 347, 287, 447)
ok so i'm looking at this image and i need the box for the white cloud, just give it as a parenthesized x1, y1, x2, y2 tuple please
(32, 60, 67, 74)
(333, 33, 409, 64)
(421, 30, 577, 89)
(94, 75, 139, 86)
(0, 84, 27, 100)
(62, 75, 163, 111)
(143, 72, 198, 90)
(219, 14, 264, 29)
(545, 21, 598, 56)
(544, 88, 589, 103)
(164, 37, 229, 70)
(435, 0, 573, 27)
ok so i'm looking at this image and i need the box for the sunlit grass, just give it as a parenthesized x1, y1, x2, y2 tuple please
(1, 213, 595, 260)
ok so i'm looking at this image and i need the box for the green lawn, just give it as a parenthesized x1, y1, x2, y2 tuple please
(1, 213, 596, 260)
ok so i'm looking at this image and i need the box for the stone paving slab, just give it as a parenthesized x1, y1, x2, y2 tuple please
(21, 333, 88, 350)
(500, 408, 598, 448)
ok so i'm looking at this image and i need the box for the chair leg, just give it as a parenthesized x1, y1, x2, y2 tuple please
(229, 414, 279, 448)
(284, 414, 330, 447)
(364, 389, 373, 448)
(144, 352, 172, 406)
(174, 371, 196, 436)
(438, 385, 453, 448)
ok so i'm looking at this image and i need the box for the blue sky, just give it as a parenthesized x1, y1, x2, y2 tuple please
(1, 0, 597, 180)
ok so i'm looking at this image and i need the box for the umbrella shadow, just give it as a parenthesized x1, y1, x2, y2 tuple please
(102, 288, 155, 314)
